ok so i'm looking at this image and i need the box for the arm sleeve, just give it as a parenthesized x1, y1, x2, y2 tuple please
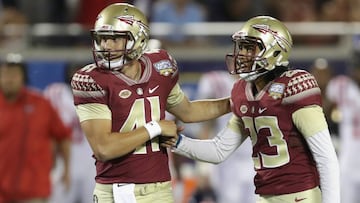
(306, 130, 340, 203)
(166, 83, 185, 109)
(292, 105, 340, 203)
(173, 115, 247, 164)
(75, 103, 112, 122)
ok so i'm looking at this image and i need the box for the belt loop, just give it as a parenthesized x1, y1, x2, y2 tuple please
(140, 185, 146, 195)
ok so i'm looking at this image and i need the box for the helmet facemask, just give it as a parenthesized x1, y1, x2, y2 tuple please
(91, 30, 134, 70)
(226, 36, 268, 81)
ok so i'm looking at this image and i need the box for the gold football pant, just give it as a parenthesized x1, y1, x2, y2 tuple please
(257, 187, 321, 203)
(93, 181, 174, 203)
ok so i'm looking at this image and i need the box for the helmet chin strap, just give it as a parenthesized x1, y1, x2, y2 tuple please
(99, 56, 128, 70)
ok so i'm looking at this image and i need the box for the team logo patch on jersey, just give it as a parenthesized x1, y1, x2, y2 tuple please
(119, 89, 132, 99)
(240, 105, 248, 114)
(154, 60, 175, 76)
(269, 83, 285, 99)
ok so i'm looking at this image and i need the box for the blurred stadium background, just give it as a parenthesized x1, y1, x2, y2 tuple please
(1, 21, 360, 96)
(1, 0, 360, 96)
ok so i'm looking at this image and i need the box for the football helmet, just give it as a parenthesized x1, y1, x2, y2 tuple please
(91, 3, 150, 70)
(226, 16, 293, 81)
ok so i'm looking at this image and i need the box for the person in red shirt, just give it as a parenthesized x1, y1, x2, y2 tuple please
(0, 53, 71, 203)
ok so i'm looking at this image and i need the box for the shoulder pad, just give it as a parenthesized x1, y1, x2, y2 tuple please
(71, 65, 105, 98)
(78, 64, 98, 73)
(281, 70, 319, 98)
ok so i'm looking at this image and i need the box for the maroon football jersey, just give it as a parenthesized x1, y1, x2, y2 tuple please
(71, 49, 179, 184)
(231, 69, 321, 195)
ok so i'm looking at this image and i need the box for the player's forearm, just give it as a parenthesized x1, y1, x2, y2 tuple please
(80, 120, 150, 161)
(99, 129, 151, 161)
(88, 120, 175, 161)
(181, 97, 231, 123)
(173, 126, 243, 163)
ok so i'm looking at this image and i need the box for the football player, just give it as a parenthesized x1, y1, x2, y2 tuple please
(70, 3, 230, 203)
(167, 16, 340, 203)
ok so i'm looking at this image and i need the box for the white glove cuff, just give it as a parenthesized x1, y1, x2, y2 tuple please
(144, 121, 162, 139)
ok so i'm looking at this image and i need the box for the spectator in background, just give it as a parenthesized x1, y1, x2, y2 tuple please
(326, 55, 360, 203)
(18, 0, 80, 24)
(274, 0, 318, 22)
(268, 0, 330, 46)
(4, 0, 69, 24)
(320, 0, 349, 21)
(75, 0, 131, 28)
(0, 3, 28, 50)
(0, 53, 71, 202)
(151, 0, 207, 46)
(317, 0, 360, 21)
(204, 0, 267, 45)
(348, 0, 360, 21)
(207, 0, 265, 22)
(44, 64, 95, 203)
(195, 70, 257, 203)
(1, 0, 75, 47)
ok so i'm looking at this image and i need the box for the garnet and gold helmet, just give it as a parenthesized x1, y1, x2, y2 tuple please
(226, 16, 293, 81)
(91, 3, 150, 70)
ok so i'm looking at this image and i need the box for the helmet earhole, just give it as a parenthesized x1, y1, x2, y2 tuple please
(273, 51, 281, 57)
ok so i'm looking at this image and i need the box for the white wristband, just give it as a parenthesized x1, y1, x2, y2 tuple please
(144, 121, 162, 139)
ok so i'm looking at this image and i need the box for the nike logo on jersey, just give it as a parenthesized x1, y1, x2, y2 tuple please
(149, 85, 160, 94)
(294, 197, 307, 202)
(258, 107, 267, 114)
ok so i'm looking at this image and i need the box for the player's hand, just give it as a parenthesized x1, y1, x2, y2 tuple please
(160, 136, 178, 148)
(160, 126, 184, 148)
(158, 120, 177, 137)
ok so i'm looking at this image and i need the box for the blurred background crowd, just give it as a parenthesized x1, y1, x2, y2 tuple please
(1, 0, 360, 203)
(1, 0, 360, 49)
